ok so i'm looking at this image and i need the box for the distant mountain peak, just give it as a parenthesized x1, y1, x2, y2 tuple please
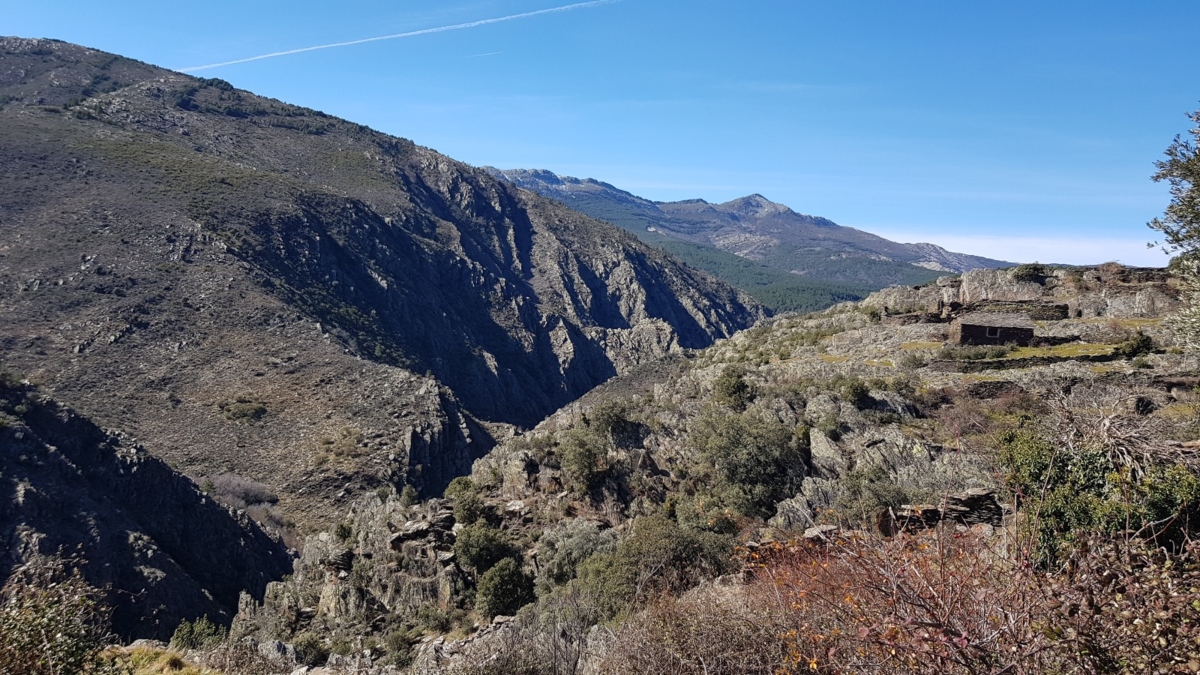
(720, 193, 792, 217)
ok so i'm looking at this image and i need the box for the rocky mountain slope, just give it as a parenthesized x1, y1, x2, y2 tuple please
(485, 168, 1013, 303)
(0, 37, 763, 527)
(0, 374, 292, 640)
(225, 264, 1196, 673)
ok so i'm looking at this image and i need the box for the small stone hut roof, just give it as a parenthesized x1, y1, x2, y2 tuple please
(954, 312, 1035, 329)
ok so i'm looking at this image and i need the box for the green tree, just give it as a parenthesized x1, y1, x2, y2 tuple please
(690, 410, 808, 519)
(557, 428, 609, 494)
(454, 522, 511, 574)
(1150, 109, 1200, 350)
(1150, 109, 1200, 255)
(712, 365, 755, 411)
(475, 558, 535, 618)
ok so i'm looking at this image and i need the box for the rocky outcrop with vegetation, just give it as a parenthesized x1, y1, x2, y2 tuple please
(216, 264, 1200, 673)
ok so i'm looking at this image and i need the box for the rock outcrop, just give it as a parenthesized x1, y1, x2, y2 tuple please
(232, 495, 467, 654)
(862, 266, 1180, 319)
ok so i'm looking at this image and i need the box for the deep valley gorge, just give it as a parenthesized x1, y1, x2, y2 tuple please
(3, 35, 1200, 675)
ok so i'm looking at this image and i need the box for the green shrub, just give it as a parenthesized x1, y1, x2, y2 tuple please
(218, 396, 267, 421)
(840, 378, 871, 409)
(1113, 331, 1154, 359)
(292, 632, 329, 666)
(475, 558, 535, 618)
(534, 520, 619, 595)
(414, 603, 451, 632)
(670, 492, 740, 534)
(444, 477, 489, 524)
(454, 491, 487, 525)
(170, 615, 226, 650)
(454, 522, 512, 573)
(383, 629, 415, 667)
(1010, 263, 1047, 283)
(558, 429, 609, 494)
(588, 400, 637, 440)
(937, 344, 1014, 360)
(399, 484, 420, 506)
(712, 365, 755, 411)
(690, 410, 807, 519)
(443, 476, 476, 501)
(574, 516, 734, 619)
(814, 413, 842, 441)
(832, 464, 927, 524)
(998, 429, 1200, 563)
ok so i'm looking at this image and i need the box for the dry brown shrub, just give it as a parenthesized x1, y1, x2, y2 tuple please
(597, 582, 790, 674)
(200, 640, 288, 675)
(756, 530, 1200, 674)
(594, 525, 1200, 674)
(1097, 261, 1125, 280)
(759, 530, 1053, 674)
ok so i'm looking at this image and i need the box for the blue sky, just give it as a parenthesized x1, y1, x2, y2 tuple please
(8, 1, 1199, 265)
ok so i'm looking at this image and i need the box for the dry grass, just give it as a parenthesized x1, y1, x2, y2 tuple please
(899, 341, 943, 350)
(1006, 342, 1115, 359)
(113, 646, 214, 675)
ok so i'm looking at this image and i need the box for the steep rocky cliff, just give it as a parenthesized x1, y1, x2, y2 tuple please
(0, 375, 293, 640)
(0, 37, 763, 524)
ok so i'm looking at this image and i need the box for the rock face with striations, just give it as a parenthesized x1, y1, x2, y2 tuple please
(0, 37, 764, 524)
(0, 377, 292, 640)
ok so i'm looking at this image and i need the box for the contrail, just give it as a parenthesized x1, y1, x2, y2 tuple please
(180, 0, 615, 72)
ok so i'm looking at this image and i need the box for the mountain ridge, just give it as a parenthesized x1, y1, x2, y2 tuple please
(485, 167, 1014, 288)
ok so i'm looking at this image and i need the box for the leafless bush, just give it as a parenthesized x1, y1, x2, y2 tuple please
(597, 583, 790, 674)
(200, 639, 290, 675)
(752, 528, 1200, 674)
(447, 585, 605, 675)
(203, 473, 279, 509)
(1045, 381, 1198, 478)
(1096, 261, 1125, 279)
